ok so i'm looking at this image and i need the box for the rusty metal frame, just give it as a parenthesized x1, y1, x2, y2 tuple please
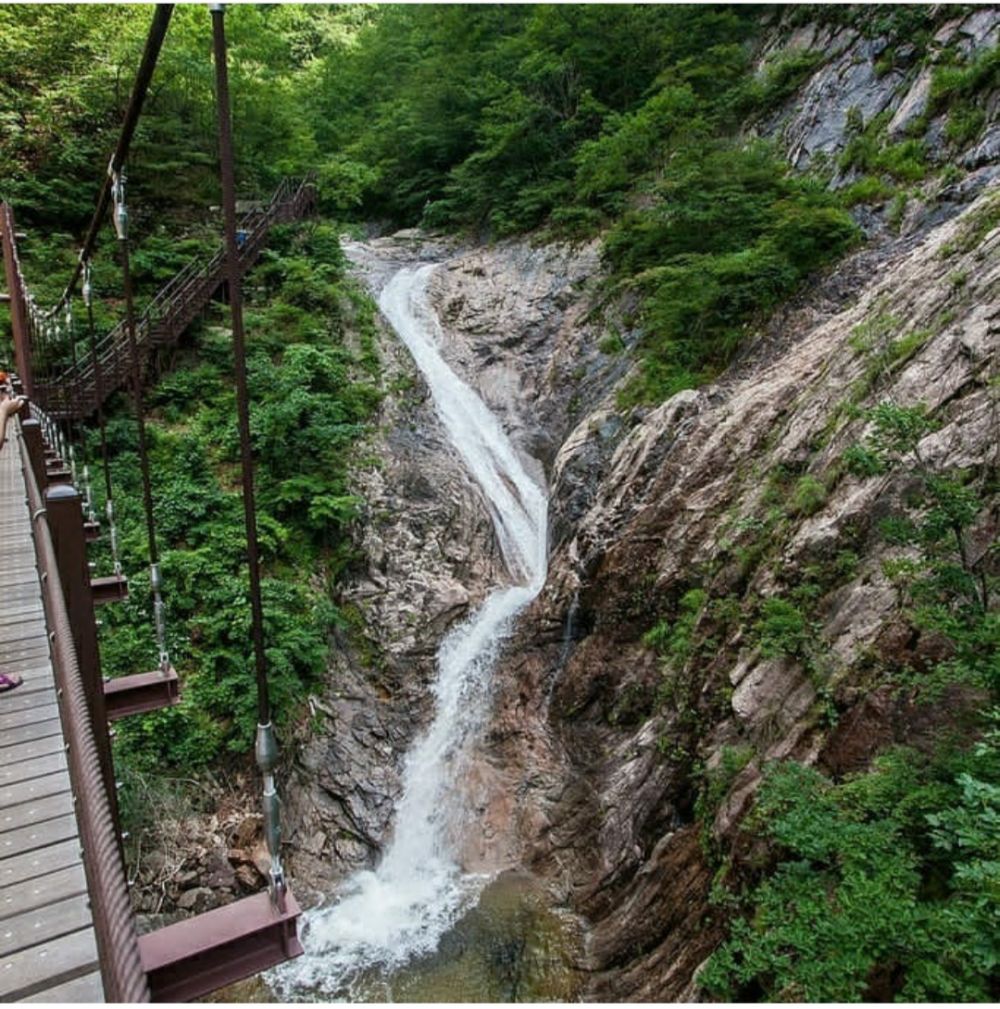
(20, 410, 301, 1002)
(45, 465, 73, 484)
(104, 667, 180, 720)
(18, 417, 150, 1003)
(138, 889, 303, 1002)
(91, 571, 130, 606)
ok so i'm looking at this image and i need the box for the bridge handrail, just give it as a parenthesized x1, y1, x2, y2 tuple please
(18, 419, 150, 1003)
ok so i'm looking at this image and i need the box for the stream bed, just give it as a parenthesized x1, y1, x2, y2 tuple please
(218, 873, 582, 1002)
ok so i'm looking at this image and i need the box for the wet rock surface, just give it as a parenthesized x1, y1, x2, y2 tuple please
(285, 180, 998, 1004)
(282, 232, 619, 898)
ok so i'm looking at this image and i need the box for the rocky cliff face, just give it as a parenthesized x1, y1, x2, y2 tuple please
(491, 186, 998, 1001)
(285, 7, 1000, 998)
(757, 8, 1000, 175)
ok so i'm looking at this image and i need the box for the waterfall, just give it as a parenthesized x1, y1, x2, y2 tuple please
(271, 263, 549, 999)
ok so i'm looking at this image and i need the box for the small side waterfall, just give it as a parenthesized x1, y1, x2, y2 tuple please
(272, 263, 549, 999)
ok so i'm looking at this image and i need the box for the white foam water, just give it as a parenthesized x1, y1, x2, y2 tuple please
(271, 263, 548, 1000)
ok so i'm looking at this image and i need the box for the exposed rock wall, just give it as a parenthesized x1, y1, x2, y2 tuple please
(489, 185, 998, 1000)
(285, 7, 1000, 998)
(756, 7, 1000, 172)
(281, 233, 620, 899)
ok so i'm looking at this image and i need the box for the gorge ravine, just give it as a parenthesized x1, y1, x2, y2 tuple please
(283, 155, 999, 997)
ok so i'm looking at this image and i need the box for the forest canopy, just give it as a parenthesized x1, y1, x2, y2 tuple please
(1, 3, 876, 402)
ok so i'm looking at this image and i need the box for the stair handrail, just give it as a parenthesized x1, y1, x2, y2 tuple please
(39, 175, 314, 411)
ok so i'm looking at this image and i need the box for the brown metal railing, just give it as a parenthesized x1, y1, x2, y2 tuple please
(18, 415, 150, 1003)
(33, 174, 316, 420)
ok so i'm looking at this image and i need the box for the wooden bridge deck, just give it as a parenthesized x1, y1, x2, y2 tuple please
(0, 423, 104, 1002)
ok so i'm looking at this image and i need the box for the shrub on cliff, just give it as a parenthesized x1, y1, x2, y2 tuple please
(604, 141, 859, 404)
(97, 221, 379, 772)
(701, 744, 1000, 1001)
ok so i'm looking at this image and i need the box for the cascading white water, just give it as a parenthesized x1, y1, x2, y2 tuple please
(271, 263, 548, 1000)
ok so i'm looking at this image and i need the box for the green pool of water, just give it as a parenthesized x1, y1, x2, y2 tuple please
(209, 872, 584, 1003)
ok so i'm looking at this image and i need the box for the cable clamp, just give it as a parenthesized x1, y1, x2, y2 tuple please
(111, 171, 129, 241)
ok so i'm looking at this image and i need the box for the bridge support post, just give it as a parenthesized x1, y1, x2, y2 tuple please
(44, 483, 122, 839)
(20, 417, 48, 493)
(0, 203, 33, 396)
(139, 889, 303, 1001)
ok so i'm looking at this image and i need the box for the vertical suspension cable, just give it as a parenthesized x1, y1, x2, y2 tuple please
(63, 301, 80, 486)
(211, 1, 284, 907)
(66, 297, 96, 523)
(37, 319, 50, 387)
(45, 4, 174, 318)
(84, 260, 122, 572)
(112, 171, 169, 671)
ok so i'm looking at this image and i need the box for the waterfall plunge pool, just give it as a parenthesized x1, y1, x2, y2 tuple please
(211, 873, 584, 1002)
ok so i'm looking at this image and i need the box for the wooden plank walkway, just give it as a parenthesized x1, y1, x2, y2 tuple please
(0, 423, 104, 1002)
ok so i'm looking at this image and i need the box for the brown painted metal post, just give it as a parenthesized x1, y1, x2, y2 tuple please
(44, 482, 122, 836)
(0, 204, 33, 395)
(212, 3, 288, 910)
(139, 889, 303, 1001)
(21, 417, 48, 493)
(21, 427, 147, 1001)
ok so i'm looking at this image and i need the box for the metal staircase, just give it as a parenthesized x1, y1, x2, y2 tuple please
(34, 175, 316, 421)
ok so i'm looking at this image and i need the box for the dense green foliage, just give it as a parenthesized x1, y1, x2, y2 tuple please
(89, 222, 379, 771)
(0, 4, 335, 224)
(0, 4, 859, 404)
(315, 5, 721, 230)
(604, 141, 857, 401)
(702, 742, 1000, 1001)
(309, 4, 860, 401)
(7, 4, 986, 406)
(3, 4, 998, 997)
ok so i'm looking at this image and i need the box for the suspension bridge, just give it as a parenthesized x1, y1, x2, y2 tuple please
(0, 5, 314, 1000)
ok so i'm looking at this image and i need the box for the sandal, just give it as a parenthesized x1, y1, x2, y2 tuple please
(0, 673, 22, 693)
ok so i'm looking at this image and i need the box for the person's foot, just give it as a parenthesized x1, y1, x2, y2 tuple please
(0, 673, 23, 692)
